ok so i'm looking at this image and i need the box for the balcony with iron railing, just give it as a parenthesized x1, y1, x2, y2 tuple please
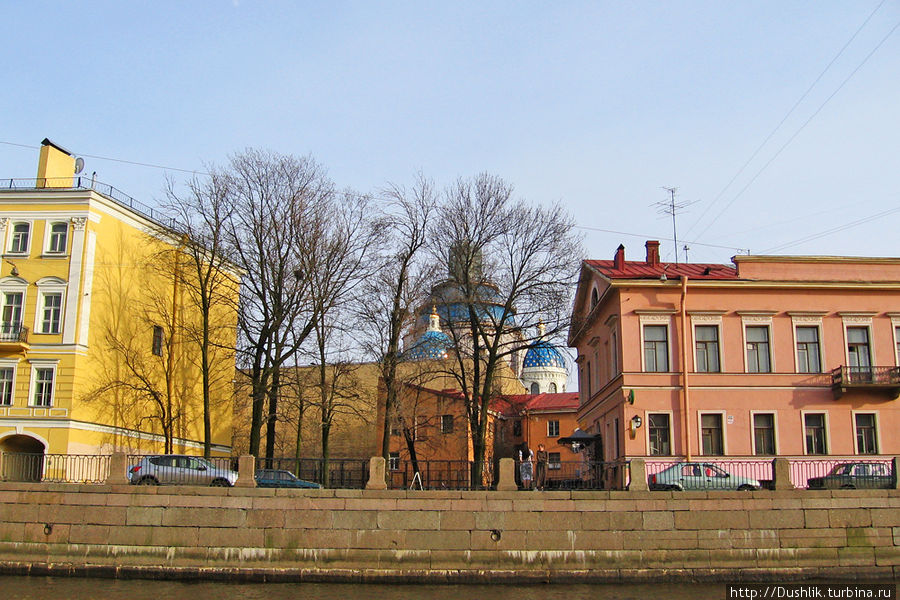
(831, 366, 900, 399)
(0, 322, 28, 351)
(1, 177, 175, 229)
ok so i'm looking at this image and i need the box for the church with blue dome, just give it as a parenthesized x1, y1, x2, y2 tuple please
(520, 322, 568, 394)
(403, 307, 453, 361)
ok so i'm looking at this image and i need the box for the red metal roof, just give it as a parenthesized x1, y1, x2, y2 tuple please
(586, 259, 738, 280)
(492, 392, 579, 416)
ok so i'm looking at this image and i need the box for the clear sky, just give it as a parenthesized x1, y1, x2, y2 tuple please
(2, 1, 898, 265)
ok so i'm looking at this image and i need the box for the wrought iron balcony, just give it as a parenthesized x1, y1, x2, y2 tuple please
(0, 322, 28, 343)
(831, 366, 900, 399)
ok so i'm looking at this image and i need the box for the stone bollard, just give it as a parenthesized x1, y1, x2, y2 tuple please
(772, 457, 794, 490)
(496, 458, 517, 491)
(893, 457, 900, 490)
(365, 456, 387, 490)
(106, 452, 130, 485)
(629, 458, 648, 491)
(235, 455, 257, 488)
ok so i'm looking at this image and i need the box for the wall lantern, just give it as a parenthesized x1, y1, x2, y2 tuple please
(628, 415, 642, 439)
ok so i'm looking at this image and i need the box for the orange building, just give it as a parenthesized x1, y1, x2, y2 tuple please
(569, 241, 900, 465)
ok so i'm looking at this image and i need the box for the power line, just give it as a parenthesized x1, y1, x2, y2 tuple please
(686, 0, 892, 238)
(0, 140, 210, 176)
(694, 15, 900, 241)
(761, 205, 900, 253)
(573, 224, 749, 254)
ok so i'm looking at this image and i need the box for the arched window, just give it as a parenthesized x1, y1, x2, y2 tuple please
(530, 382, 539, 395)
(47, 222, 68, 254)
(549, 382, 557, 393)
(590, 288, 599, 310)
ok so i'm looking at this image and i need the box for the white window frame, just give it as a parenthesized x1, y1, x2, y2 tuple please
(800, 410, 830, 456)
(697, 410, 727, 456)
(28, 360, 58, 408)
(34, 280, 66, 335)
(792, 317, 824, 374)
(749, 410, 778, 456)
(641, 322, 671, 373)
(0, 359, 18, 406)
(43, 220, 69, 255)
(645, 410, 674, 457)
(691, 315, 723, 373)
(890, 316, 900, 366)
(0, 277, 28, 333)
(741, 315, 773, 373)
(851, 410, 880, 455)
(841, 315, 875, 367)
(6, 220, 33, 255)
(547, 419, 560, 437)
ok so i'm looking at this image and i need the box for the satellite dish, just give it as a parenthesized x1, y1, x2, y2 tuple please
(74, 157, 85, 174)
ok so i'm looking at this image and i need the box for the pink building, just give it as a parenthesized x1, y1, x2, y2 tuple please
(569, 241, 900, 464)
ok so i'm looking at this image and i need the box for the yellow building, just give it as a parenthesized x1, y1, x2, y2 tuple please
(0, 139, 237, 459)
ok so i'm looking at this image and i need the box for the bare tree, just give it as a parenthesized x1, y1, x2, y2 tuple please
(429, 173, 582, 484)
(354, 175, 436, 471)
(164, 170, 239, 457)
(223, 149, 333, 458)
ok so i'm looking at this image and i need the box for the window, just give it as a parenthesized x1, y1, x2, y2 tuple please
(1, 291, 24, 333)
(530, 382, 539, 395)
(753, 413, 776, 455)
(695, 325, 720, 372)
(547, 420, 560, 437)
(32, 367, 54, 407)
(896, 326, 900, 365)
(390, 421, 400, 436)
(0, 366, 13, 405)
(512, 419, 522, 437)
(648, 413, 671, 456)
(796, 326, 821, 373)
(9, 222, 30, 254)
(440, 414, 454, 434)
(700, 413, 723, 455)
(152, 325, 164, 356)
(414, 415, 427, 441)
(643, 325, 668, 372)
(585, 361, 592, 397)
(745, 326, 770, 373)
(47, 222, 68, 254)
(548, 452, 561, 470)
(590, 288, 599, 310)
(38, 292, 62, 334)
(804, 413, 827, 455)
(847, 327, 871, 369)
(610, 331, 618, 376)
(855, 413, 878, 455)
(549, 382, 557, 393)
(389, 453, 400, 471)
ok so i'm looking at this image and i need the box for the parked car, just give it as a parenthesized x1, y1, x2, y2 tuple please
(806, 462, 895, 490)
(127, 455, 237, 487)
(649, 462, 761, 491)
(255, 468, 321, 489)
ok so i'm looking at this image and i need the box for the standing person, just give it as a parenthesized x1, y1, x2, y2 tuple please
(535, 443, 548, 491)
(518, 443, 534, 490)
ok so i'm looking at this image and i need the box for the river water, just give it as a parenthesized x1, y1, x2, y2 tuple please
(3, 576, 722, 599)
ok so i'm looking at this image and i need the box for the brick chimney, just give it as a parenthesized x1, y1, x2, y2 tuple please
(645, 240, 660, 266)
(613, 244, 625, 270)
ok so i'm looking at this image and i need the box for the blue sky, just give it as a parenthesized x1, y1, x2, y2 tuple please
(2, 1, 898, 264)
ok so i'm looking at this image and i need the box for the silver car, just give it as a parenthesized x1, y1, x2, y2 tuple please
(127, 455, 237, 487)
(649, 462, 761, 491)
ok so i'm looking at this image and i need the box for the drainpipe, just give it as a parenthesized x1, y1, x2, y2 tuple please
(680, 275, 692, 461)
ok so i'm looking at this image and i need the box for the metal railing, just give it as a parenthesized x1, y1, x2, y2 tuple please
(388, 460, 491, 490)
(257, 457, 369, 489)
(518, 459, 631, 490)
(2, 177, 175, 229)
(0, 452, 110, 483)
(0, 322, 28, 343)
(832, 366, 900, 387)
(789, 458, 894, 490)
(645, 458, 774, 490)
(126, 454, 237, 486)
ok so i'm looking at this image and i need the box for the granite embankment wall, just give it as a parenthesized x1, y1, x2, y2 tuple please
(1, 483, 900, 583)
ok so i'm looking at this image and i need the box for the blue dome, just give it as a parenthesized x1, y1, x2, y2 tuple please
(523, 340, 566, 369)
(403, 329, 453, 361)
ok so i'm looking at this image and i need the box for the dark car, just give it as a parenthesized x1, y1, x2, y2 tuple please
(806, 462, 894, 489)
(255, 468, 320, 489)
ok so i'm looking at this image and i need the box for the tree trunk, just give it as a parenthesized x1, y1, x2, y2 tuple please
(265, 368, 280, 462)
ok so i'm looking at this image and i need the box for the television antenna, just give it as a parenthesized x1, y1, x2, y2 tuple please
(654, 187, 698, 264)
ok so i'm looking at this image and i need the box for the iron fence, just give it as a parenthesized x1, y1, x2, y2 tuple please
(0, 452, 109, 483)
(257, 457, 369, 489)
(126, 454, 238, 486)
(645, 458, 774, 491)
(387, 460, 491, 490)
(0, 322, 27, 342)
(789, 458, 894, 490)
(518, 459, 631, 490)
(832, 366, 900, 386)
